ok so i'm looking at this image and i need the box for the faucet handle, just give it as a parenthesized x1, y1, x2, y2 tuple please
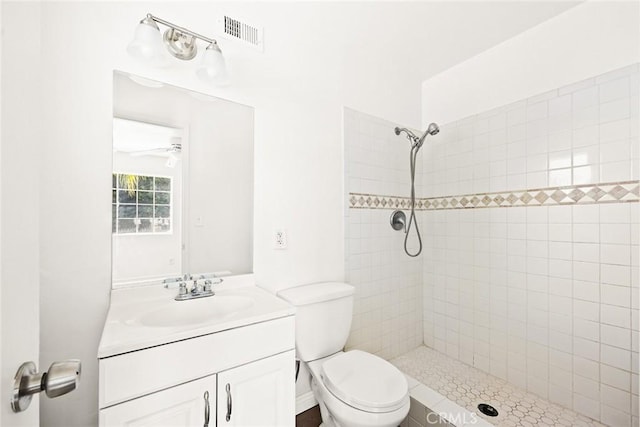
(178, 282, 188, 295)
(203, 279, 213, 292)
(163, 276, 183, 288)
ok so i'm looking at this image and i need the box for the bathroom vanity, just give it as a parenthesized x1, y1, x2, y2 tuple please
(98, 275, 296, 426)
(101, 72, 280, 426)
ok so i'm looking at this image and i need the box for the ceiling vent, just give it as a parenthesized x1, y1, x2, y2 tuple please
(217, 15, 263, 52)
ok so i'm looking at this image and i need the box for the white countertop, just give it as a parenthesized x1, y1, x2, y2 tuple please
(98, 274, 295, 358)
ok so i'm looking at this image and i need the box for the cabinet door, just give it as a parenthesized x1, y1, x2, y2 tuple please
(217, 350, 295, 427)
(99, 375, 215, 427)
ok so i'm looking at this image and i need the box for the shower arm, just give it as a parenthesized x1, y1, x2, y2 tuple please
(395, 127, 417, 139)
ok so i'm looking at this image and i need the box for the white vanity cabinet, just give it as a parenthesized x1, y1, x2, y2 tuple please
(98, 293, 296, 427)
(100, 350, 295, 427)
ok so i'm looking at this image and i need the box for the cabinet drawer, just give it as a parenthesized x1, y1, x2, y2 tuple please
(99, 315, 294, 408)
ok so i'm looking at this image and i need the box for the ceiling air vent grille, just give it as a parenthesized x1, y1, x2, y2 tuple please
(218, 15, 263, 52)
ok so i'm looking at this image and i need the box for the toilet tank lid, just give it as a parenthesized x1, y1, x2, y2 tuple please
(277, 282, 354, 306)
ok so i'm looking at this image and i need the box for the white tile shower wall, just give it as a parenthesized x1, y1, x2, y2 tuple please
(422, 65, 640, 426)
(423, 63, 639, 198)
(344, 108, 423, 360)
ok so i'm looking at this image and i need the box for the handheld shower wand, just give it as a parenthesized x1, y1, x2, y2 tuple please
(392, 123, 439, 257)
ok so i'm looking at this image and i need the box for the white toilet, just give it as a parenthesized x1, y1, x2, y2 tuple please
(278, 282, 410, 427)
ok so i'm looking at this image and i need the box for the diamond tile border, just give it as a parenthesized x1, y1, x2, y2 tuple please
(349, 181, 639, 210)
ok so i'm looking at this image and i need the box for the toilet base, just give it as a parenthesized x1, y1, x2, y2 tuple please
(312, 375, 339, 427)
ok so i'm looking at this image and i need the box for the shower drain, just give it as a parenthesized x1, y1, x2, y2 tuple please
(478, 403, 499, 417)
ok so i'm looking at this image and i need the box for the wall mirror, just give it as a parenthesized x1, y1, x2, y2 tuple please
(112, 71, 254, 287)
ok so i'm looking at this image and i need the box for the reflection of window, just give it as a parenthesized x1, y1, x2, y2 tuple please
(112, 174, 172, 234)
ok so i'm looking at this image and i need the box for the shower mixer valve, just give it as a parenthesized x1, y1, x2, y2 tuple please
(390, 210, 407, 232)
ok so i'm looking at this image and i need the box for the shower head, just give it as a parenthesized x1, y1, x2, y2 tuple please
(414, 122, 439, 149)
(395, 123, 439, 149)
(417, 122, 439, 146)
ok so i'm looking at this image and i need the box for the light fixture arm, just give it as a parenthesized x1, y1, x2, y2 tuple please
(146, 14, 217, 44)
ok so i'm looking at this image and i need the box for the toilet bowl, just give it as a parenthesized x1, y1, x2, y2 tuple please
(277, 282, 410, 427)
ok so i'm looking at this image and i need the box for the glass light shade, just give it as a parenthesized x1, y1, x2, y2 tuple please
(196, 44, 230, 86)
(127, 20, 163, 60)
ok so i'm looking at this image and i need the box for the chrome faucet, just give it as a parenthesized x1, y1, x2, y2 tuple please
(173, 274, 221, 301)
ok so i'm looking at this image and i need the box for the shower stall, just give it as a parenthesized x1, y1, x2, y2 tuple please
(344, 64, 639, 427)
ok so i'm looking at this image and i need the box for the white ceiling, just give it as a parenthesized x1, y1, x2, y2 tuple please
(201, 1, 582, 124)
(113, 117, 181, 152)
(220, 1, 581, 87)
(330, 1, 583, 81)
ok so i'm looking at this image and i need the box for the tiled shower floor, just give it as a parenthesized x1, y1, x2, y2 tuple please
(391, 346, 606, 427)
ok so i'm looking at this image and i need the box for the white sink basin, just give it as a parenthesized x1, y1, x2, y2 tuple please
(134, 296, 255, 328)
(98, 278, 297, 358)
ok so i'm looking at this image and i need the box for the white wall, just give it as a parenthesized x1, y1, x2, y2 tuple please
(1, 2, 41, 425)
(31, 2, 426, 425)
(422, 1, 640, 126)
(344, 108, 423, 360)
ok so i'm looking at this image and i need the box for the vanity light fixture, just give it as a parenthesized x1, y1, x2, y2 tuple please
(128, 14, 229, 86)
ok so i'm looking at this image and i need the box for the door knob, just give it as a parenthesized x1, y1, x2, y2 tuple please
(11, 359, 81, 412)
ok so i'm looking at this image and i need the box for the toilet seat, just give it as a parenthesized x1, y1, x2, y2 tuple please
(320, 350, 409, 413)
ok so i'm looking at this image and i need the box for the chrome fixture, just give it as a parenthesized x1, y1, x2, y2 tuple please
(128, 14, 229, 85)
(163, 273, 194, 286)
(11, 360, 81, 412)
(163, 272, 222, 287)
(390, 210, 406, 231)
(173, 274, 223, 301)
(163, 28, 198, 60)
(204, 391, 211, 427)
(225, 383, 233, 421)
(392, 122, 440, 257)
(394, 123, 439, 150)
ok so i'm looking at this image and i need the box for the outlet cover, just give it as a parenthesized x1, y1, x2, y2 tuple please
(274, 229, 287, 249)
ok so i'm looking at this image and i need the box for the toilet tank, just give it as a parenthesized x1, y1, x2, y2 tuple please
(278, 282, 354, 362)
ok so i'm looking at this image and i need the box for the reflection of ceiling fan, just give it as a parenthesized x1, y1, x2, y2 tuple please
(113, 119, 183, 168)
(129, 142, 182, 157)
